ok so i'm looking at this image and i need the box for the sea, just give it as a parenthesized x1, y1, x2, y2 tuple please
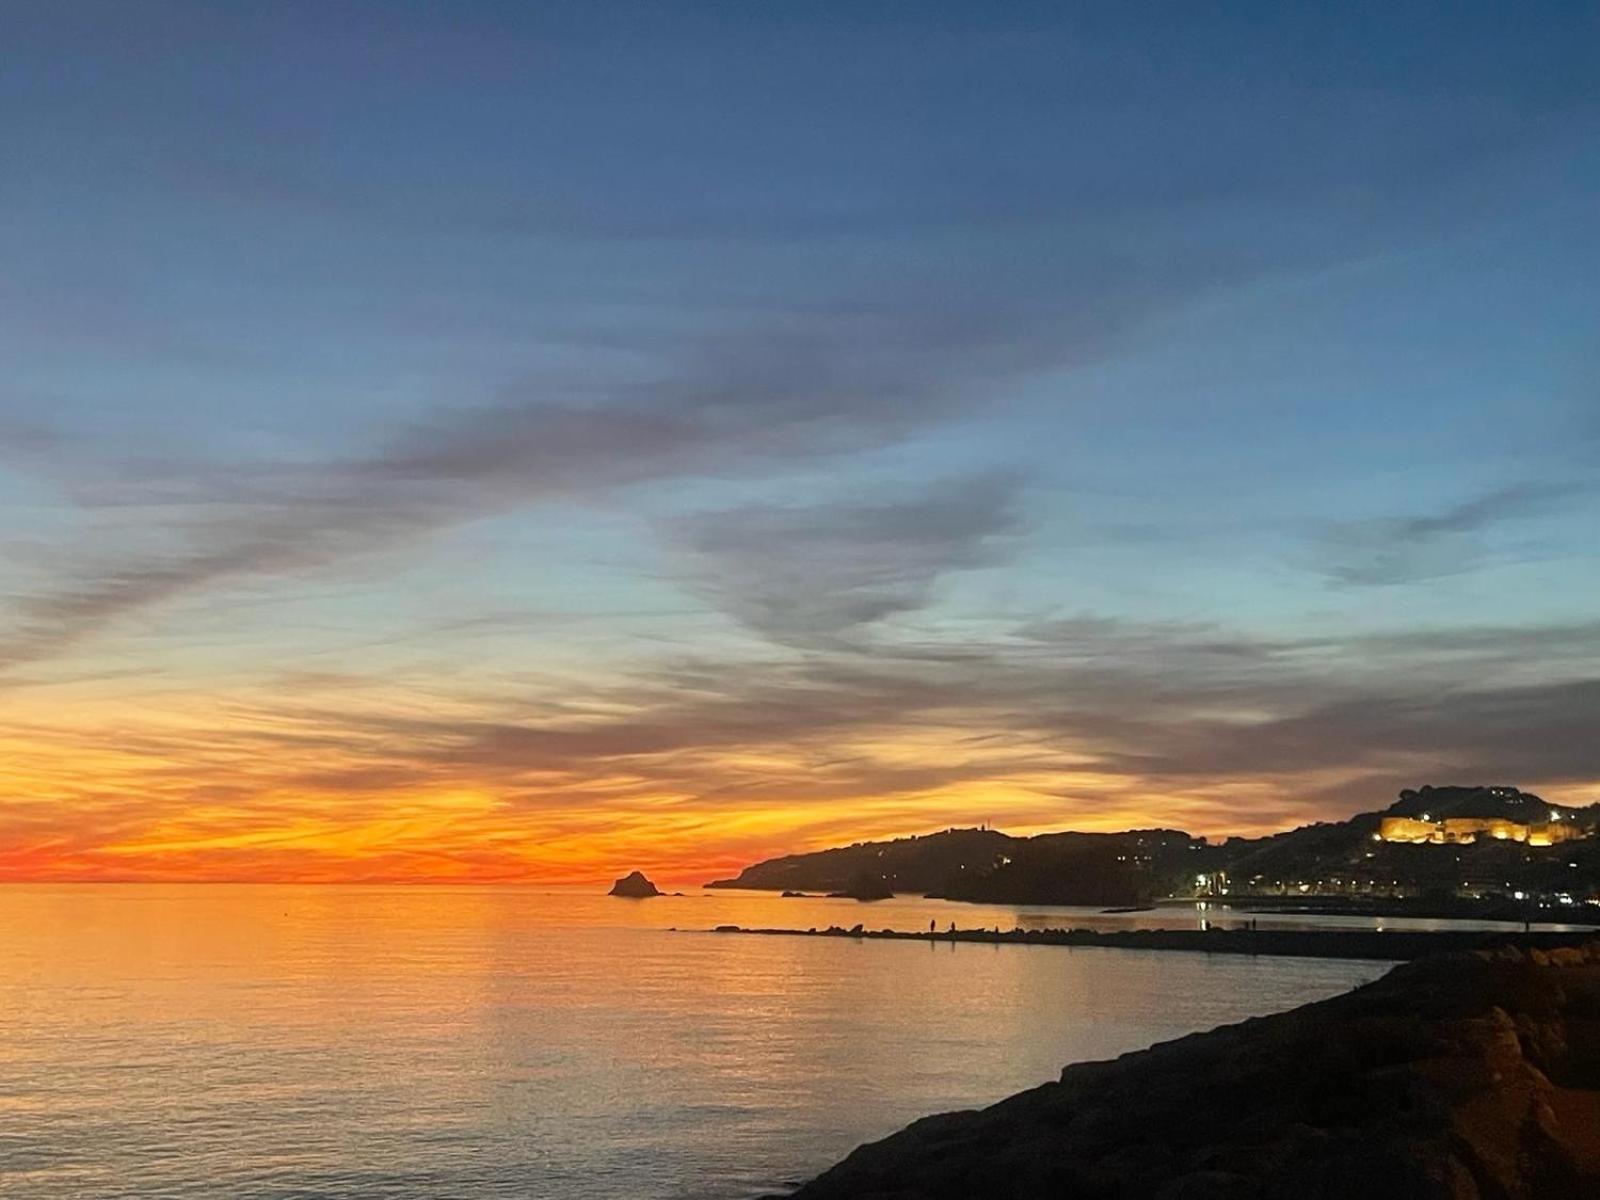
(2, 884, 1558, 1200)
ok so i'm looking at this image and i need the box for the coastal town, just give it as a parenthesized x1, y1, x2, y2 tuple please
(709, 785, 1600, 919)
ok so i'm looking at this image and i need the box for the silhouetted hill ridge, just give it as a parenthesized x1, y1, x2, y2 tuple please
(708, 786, 1600, 906)
(708, 827, 1203, 904)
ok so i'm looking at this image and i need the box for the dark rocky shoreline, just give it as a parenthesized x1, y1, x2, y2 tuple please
(705, 922, 1591, 962)
(767, 942, 1600, 1199)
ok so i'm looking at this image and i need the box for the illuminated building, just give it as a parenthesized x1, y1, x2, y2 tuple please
(1377, 815, 1585, 847)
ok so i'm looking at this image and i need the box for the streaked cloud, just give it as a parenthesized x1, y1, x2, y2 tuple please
(4, 613, 1595, 881)
(3, 306, 1034, 670)
(1315, 482, 1590, 586)
(668, 474, 1023, 647)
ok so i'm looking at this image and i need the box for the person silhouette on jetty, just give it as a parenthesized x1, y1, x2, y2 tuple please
(928, 918, 936, 934)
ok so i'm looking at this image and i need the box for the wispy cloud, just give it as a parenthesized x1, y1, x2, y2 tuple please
(667, 474, 1023, 648)
(4, 611, 1596, 880)
(1315, 481, 1586, 586)
(2, 305, 1040, 670)
(1, 237, 1300, 672)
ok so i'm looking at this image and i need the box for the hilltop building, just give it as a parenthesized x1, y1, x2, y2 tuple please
(1375, 785, 1594, 848)
(1377, 813, 1583, 847)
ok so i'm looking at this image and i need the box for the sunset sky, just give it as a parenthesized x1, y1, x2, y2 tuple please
(3, 2, 1598, 883)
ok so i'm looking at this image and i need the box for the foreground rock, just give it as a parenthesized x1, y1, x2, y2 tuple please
(777, 943, 1600, 1199)
(607, 870, 660, 897)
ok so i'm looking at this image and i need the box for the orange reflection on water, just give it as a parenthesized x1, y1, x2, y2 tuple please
(0, 884, 1385, 1198)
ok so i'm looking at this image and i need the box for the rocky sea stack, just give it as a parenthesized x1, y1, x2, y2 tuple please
(607, 870, 661, 898)
(776, 942, 1600, 1199)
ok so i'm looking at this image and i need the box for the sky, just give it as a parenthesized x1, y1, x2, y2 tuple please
(2, 2, 1598, 883)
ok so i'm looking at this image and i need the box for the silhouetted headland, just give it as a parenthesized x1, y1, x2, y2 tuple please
(768, 942, 1600, 1199)
(709, 784, 1600, 921)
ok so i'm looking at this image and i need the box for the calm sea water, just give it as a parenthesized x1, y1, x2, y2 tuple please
(0, 886, 1397, 1199)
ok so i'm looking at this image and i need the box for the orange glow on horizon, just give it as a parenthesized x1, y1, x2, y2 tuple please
(0, 768, 1348, 887)
(1, 675, 1533, 886)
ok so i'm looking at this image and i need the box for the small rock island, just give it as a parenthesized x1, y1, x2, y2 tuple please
(607, 870, 661, 898)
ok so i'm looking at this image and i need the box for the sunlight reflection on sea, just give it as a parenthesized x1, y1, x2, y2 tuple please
(0, 886, 1395, 1199)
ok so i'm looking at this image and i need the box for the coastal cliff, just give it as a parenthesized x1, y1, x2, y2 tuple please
(777, 943, 1600, 1199)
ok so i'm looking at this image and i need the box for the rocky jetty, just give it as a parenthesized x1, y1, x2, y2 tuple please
(708, 923, 1591, 961)
(606, 870, 661, 898)
(776, 943, 1600, 1199)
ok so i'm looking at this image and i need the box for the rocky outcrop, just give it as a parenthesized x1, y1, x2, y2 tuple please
(828, 868, 894, 901)
(778, 943, 1600, 1199)
(606, 870, 660, 897)
(931, 845, 1150, 907)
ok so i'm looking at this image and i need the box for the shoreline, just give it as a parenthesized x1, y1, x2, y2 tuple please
(769, 942, 1600, 1198)
(708, 884, 1600, 927)
(1194, 895, 1600, 926)
(698, 922, 1595, 961)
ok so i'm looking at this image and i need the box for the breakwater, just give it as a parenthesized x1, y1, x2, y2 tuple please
(702, 922, 1590, 961)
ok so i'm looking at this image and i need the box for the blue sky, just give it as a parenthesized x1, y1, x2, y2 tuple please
(1, 2, 1597, 878)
